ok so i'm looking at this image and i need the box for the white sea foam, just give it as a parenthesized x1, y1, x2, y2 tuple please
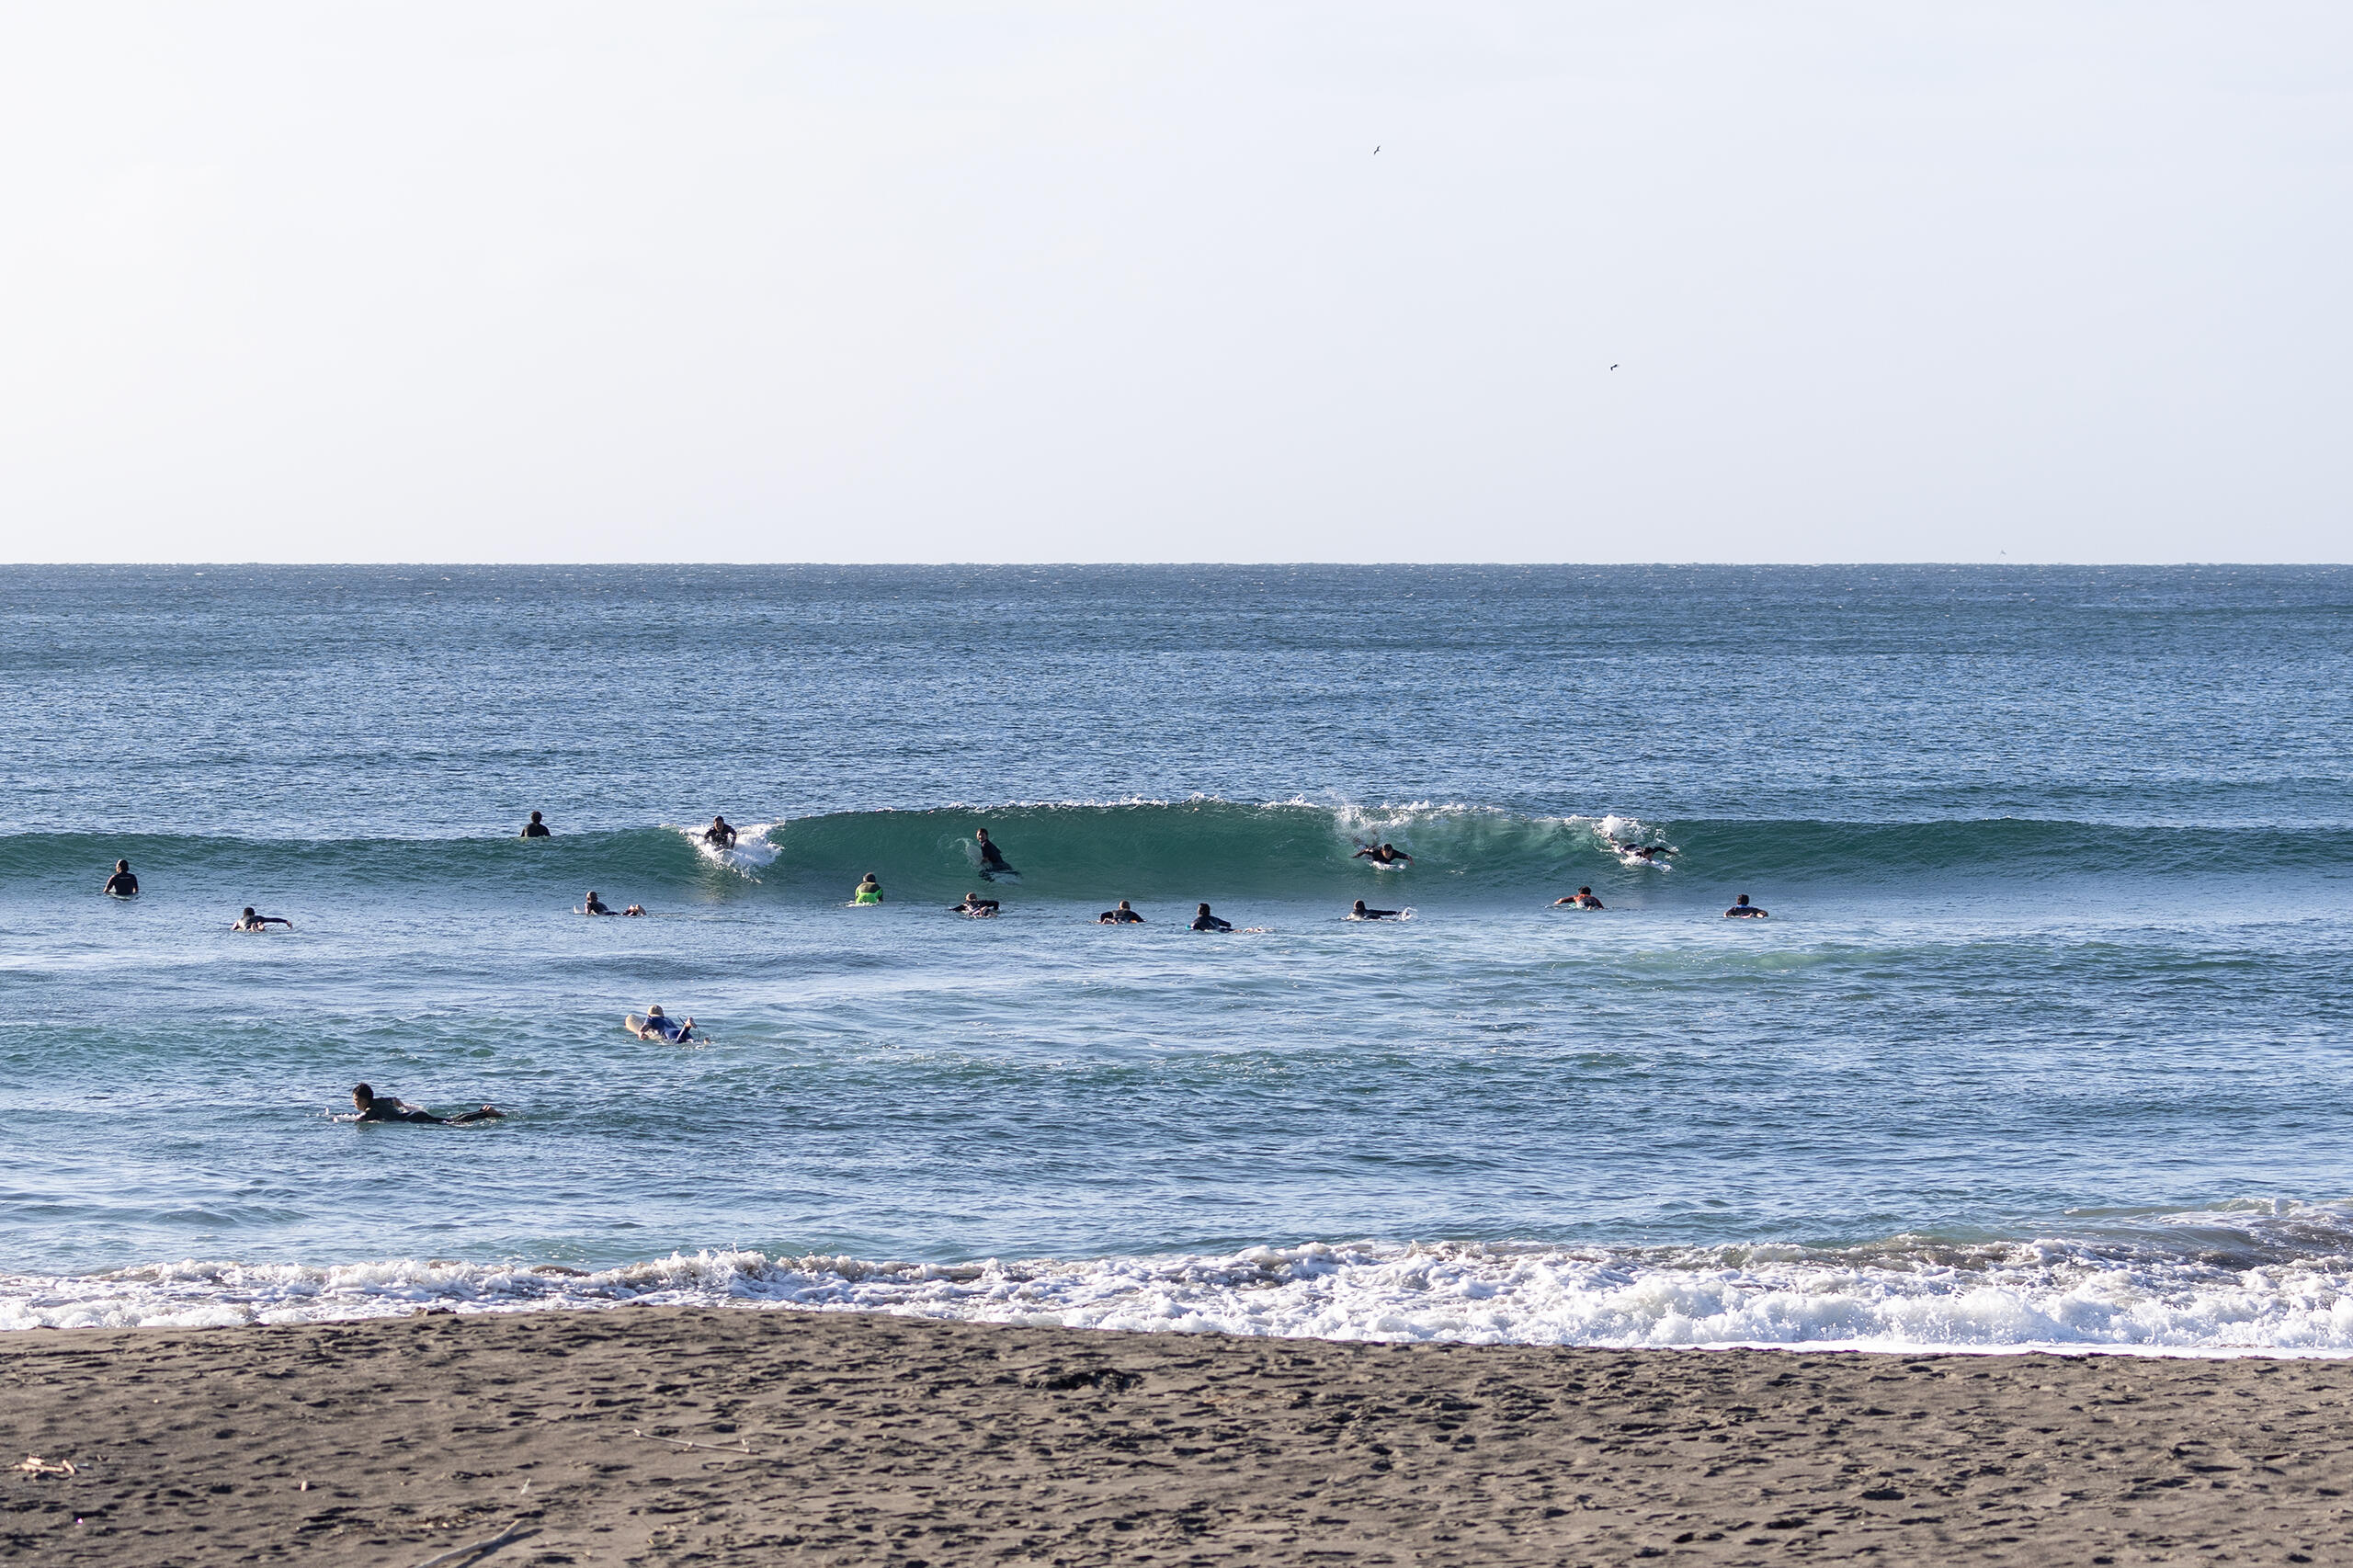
(16, 1213, 2353, 1354)
(673, 821, 779, 878)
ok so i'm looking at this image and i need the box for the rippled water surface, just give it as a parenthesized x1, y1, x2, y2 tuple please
(4, 565, 2350, 1347)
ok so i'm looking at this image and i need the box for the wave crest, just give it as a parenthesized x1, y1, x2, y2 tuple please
(18, 1204, 2353, 1353)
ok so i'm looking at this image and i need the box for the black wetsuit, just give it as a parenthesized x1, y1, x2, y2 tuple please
(1724, 904, 1768, 918)
(1353, 908, 1400, 920)
(1099, 909, 1144, 924)
(951, 898, 1001, 916)
(1191, 914, 1233, 932)
(979, 839, 1009, 871)
(357, 1097, 452, 1124)
(521, 821, 551, 838)
(104, 871, 138, 896)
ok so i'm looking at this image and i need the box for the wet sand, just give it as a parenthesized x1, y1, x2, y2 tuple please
(6, 1307, 2352, 1565)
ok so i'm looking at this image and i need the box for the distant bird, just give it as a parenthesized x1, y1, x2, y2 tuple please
(1610, 363, 1619, 370)
(1373, 145, 1381, 153)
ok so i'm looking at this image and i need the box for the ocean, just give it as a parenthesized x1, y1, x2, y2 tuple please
(4, 563, 2350, 1351)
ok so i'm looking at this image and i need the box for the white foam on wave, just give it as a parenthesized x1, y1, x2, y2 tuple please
(17, 1210, 2353, 1353)
(672, 822, 779, 878)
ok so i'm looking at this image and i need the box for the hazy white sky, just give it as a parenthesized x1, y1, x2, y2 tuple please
(1, 3, 2346, 562)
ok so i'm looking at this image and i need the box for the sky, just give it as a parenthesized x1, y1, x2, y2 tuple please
(0, 2, 2347, 563)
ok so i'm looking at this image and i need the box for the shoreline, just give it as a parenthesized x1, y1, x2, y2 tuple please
(9, 1307, 2353, 1564)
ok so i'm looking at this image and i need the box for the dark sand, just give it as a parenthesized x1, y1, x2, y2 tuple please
(6, 1308, 2353, 1565)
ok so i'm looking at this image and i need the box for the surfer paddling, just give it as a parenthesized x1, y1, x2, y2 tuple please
(102, 858, 139, 897)
(346, 1085, 505, 1125)
(702, 815, 737, 849)
(852, 873, 884, 904)
(1553, 887, 1604, 909)
(232, 906, 293, 931)
(1353, 842, 1413, 867)
(1190, 903, 1233, 932)
(1723, 894, 1768, 918)
(1347, 900, 1402, 921)
(1097, 900, 1144, 924)
(629, 1006, 695, 1042)
(950, 892, 1001, 917)
(974, 827, 1015, 878)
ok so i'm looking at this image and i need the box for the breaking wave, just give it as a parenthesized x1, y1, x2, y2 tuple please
(17, 1202, 2353, 1355)
(0, 802, 2338, 906)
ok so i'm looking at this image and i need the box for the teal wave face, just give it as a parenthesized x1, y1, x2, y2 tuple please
(758, 801, 1605, 903)
(7, 806, 2340, 911)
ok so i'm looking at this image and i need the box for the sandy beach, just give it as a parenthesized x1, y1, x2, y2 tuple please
(6, 1310, 2352, 1565)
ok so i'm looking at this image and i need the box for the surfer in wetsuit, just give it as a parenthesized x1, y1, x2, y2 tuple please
(1724, 893, 1768, 918)
(1553, 887, 1604, 909)
(233, 906, 293, 931)
(1190, 903, 1233, 932)
(583, 890, 614, 915)
(519, 811, 551, 838)
(348, 1084, 506, 1124)
(631, 1005, 695, 1041)
(102, 859, 139, 897)
(853, 873, 883, 904)
(704, 815, 737, 849)
(974, 828, 1014, 878)
(1621, 845, 1672, 863)
(1097, 900, 1144, 924)
(1353, 843, 1412, 866)
(950, 892, 1001, 917)
(1348, 900, 1401, 921)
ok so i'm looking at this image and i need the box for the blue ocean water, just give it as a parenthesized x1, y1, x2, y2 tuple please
(4, 564, 2352, 1348)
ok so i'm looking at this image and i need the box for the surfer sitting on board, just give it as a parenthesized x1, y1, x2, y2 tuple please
(1097, 900, 1144, 924)
(974, 827, 1015, 878)
(630, 1005, 695, 1042)
(519, 811, 551, 838)
(1190, 903, 1233, 932)
(1353, 842, 1412, 866)
(950, 892, 1001, 917)
(1723, 893, 1768, 918)
(1348, 900, 1401, 921)
(1553, 887, 1604, 909)
(703, 815, 737, 849)
(102, 859, 139, 897)
(853, 873, 884, 904)
(232, 906, 293, 931)
(347, 1084, 506, 1124)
